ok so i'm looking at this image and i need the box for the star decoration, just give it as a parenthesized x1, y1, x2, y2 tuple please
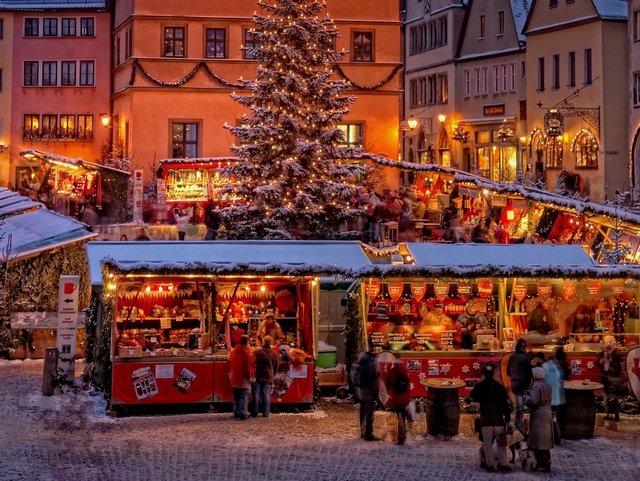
(586, 361, 594, 370)
(441, 363, 451, 375)
(462, 365, 470, 374)
(473, 362, 481, 371)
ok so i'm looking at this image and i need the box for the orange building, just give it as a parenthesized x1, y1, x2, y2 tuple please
(111, 0, 402, 187)
(4, 1, 111, 186)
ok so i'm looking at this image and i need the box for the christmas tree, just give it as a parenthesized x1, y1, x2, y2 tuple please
(222, 0, 369, 240)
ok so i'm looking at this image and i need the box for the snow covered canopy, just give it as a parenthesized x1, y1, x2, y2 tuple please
(87, 240, 373, 286)
(0, 188, 96, 261)
(372, 243, 640, 279)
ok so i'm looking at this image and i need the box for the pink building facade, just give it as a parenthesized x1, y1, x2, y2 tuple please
(7, 1, 111, 186)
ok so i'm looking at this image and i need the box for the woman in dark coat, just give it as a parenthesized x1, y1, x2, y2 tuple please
(527, 367, 554, 472)
(507, 338, 531, 428)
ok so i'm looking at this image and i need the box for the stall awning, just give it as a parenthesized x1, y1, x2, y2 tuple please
(86, 240, 373, 286)
(0, 188, 96, 261)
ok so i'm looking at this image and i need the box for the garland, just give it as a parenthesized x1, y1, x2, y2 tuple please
(334, 64, 401, 91)
(126, 59, 399, 92)
(128, 59, 246, 89)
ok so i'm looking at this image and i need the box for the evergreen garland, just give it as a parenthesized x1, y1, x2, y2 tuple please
(343, 286, 366, 378)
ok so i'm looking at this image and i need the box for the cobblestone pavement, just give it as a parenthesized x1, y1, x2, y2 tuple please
(0, 360, 638, 481)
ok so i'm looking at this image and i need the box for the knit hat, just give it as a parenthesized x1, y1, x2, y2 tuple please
(532, 367, 545, 379)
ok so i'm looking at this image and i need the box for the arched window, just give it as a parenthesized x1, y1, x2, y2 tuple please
(531, 128, 544, 155)
(572, 129, 598, 168)
(544, 136, 563, 168)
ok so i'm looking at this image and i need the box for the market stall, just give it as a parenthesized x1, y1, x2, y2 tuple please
(154, 158, 240, 224)
(359, 243, 640, 398)
(18, 149, 130, 224)
(85, 241, 371, 409)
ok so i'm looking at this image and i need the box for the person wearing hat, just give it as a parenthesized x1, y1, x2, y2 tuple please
(256, 314, 285, 346)
(251, 335, 280, 417)
(470, 363, 512, 473)
(456, 301, 489, 349)
(526, 367, 554, 472)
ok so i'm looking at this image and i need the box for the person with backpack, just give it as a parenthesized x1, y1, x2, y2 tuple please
(351, 349, 380, 441)
(384, 358, 412, 444)
(470, 363, 512, 473)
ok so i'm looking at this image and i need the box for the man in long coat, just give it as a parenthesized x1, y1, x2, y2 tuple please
(527, 367, 554, 472)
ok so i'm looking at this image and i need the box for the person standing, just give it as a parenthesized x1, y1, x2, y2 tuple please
(470, 364, 512, 473)
(256, 314, 285, 345)
(598, 336, 628, 422)
(526, 367, 554, 472)
(251, 335, 279, 417)
(507, 338, 532, 428)
(543, 346, 570, 441)
(351, 349, 380, 441)
(204, 200, 221, 240)
(228, 335, 255, 420)
(174, 207, 191, 241)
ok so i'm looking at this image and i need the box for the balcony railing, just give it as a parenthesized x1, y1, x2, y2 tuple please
(23, 129, 93, 142)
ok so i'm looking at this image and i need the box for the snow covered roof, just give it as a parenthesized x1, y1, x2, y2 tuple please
(510, 0, 531, 42)
(86, 240, 373, 286)
(20, 149, 130, 176)
(370, 243, 640, 279)
(0, 0, 105, 10)
(591, 0, 628, 20)
(0, 188, 96, 261)
(155, 157, 239, 175)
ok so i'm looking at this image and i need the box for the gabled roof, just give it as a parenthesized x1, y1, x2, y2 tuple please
(591, 0, 628, 20)
(87, 240, 374, 286)
(0, 188, 96, 261)
(510, 0, 531, 42)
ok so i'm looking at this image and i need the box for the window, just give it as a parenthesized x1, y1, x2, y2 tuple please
(80, 17, 94, 36)
(479, 15, 485, 39)
(498, 11, 504, 36)
(537, 57, 545, 91)
(62, 18, 76, 36)
(25, 18, 39, 37)
(43, 18, 58, 37)
(463, 70, 471, 97)
(352, 31, 373, 62)
(77, 114, 93, 140)
(24, 61, 39, 86)
(61, 61, 76, 86)
(410, 24, 428, 55)
(634, 11, 640, 41)
(437, 74, 448, 103)
(545, 137, 563, 168)
(115, 36, 121, 66)
(42, 61, 57, 86)
(337, 124, 363, 147)
(244, 29, 262, 59)
(23, 114, 40, 138)
(474, 68, 481, 96)
(172, 122, 198, 158)
(573, 130, 598, 168)
(552, 54, 560, 89)
(417, 77, 426, 106)
(549, 0, 558, 7)
(59, 114, 75, 138)
(0, 69, 3, 92)
(584, 48, 592, 84)
(206, 28, 226, 58)
(481, 67, 488, 95)
(568, 51, 576, 87)
(79, 60, 94, 86)
(0, 18, 3, 39)
(509, 63, 516, 91)
(126, 27, 133, 60)
(409, 79, 417, 107)
(634, 73, 640, 106)
(493, 65, 499, 93)
(427, 17, 447, 49)
(164, 27, 185, 57)
(41, 114, 57, 137)
(501, 64, 508, 92)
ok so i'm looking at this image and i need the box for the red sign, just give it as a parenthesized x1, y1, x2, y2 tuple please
(586, 282, 601, 298)
(513, 284, 527, 302)
(477, 279, 493, 298)
(411, 282, 427, 302)
(366, 279, 381, 298)
(434, 282, 449, 301)
(537, 283, 552, 299)
(387, 282, 404, 302)
(457, 283, 472, 300)
(562, 282, 577, 301)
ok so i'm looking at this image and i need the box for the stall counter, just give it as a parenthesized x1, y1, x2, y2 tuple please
(111, 358, 214, 405)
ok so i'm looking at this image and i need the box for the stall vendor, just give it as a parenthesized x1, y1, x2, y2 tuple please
(456, 301, 490, 349)
(229, 323, 246, 347)
(257, 314, 285, 346)
(422, 303, 452, 327)
(528, 301, 553, 335)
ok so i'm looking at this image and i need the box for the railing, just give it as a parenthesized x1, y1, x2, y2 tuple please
(23, 129, 93, 141)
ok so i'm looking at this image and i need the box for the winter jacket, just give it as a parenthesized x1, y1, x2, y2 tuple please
(175, 213, 191, 233)
(507, 351, 532, 395)
(527, 378, 554, 450)
(470, 377, 511, 427)
(384, 363, 412, 409)
(542, 359, 566, 407)
(254, 346, 279, 383)
(229, 344, 255, 389)
(354, 352, 379, 403)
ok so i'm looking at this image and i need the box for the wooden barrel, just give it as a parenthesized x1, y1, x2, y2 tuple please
(560, 388, 597, 439)
(425, 387, 460, 436)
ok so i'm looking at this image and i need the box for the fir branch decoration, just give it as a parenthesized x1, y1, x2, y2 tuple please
(128, 59, 246, 89)
(334, 64, 401, 91)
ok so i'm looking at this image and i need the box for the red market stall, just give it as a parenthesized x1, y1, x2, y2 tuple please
(86, 241, 372, 409)
(358, 243, 640, 398)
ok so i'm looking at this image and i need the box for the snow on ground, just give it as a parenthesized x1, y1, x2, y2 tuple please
(0, 359, 638, 481)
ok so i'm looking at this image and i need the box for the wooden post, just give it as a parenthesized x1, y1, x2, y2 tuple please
(42, 347, 59, 396)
